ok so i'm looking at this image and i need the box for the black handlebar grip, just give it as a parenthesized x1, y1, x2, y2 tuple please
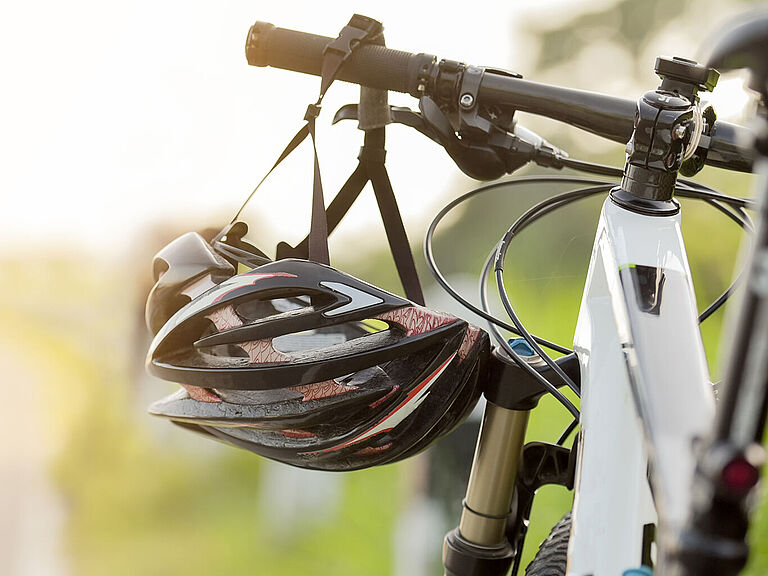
(245, 22, 435, 96)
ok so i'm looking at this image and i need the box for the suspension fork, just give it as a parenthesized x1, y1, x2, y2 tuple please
(442, 400, 530, 576)
(441, 348, 579, 576)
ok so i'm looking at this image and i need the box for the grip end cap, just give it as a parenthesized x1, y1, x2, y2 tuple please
(245, 21, 276, 67)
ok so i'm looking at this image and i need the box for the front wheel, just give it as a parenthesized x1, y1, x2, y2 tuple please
(524, 512, 571, 576)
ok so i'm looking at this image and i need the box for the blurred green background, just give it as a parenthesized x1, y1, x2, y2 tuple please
(2, 0, 767, 575)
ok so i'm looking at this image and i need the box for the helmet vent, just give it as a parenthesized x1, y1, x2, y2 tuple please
(273, 330, 350, 353)
(272, 320, 391, 354)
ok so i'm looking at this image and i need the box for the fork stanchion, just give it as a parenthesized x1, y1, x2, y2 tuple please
(442, 402, 530, 576)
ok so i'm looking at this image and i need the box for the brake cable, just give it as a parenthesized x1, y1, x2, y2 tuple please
(425, 164, 755, 420)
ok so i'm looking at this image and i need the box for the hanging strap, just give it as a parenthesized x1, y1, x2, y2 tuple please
(227, 123, 310, 225)
(304, 108, 329, 264)
(304, 15, 383, 264)
(277, 163, 369, 259)
(363, 129, 425, 305)
(222, 15, 383, 264)
(219, 15, 424, 303)
(279, 128, 425, 305)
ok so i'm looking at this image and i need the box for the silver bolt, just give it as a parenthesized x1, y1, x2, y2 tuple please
(460, 93, 474, 108)
(673, 124, 687, 140)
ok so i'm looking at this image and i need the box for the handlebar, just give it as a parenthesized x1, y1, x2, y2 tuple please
(246, 21, 754, 173)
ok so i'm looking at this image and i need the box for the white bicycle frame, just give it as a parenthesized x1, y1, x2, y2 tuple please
(569, 197, 717, 575)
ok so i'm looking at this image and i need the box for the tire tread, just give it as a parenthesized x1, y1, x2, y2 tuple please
(524, 512, 571, 576)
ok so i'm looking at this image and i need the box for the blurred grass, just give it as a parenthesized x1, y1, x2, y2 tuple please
(57, 410, 400, 576)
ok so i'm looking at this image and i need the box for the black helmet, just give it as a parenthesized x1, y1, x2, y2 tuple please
(146, 235, 489, 471)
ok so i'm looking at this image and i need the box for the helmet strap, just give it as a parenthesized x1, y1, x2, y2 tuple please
(225, 15, 383, 266)
(223, 15, 425, 304)
(305, 14, 385, 265)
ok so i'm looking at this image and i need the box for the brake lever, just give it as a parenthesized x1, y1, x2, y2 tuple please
(333, 103, 436, 139)
(334, 101, 510, 180)
(333, 100, 569, 180)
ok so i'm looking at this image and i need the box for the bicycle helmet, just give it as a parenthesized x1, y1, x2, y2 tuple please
(146, 238, 489, 471)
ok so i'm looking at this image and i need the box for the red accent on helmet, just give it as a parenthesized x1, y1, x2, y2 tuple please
(211, 272, 297, 304)
(289, 380, 358, 401)
(280, 429, 316, 439)
(375, 306, 455, 336)
(182, 385, 221, 403)
(354, 443, 393, 455)
(305, 352, 457, 455)
(369, 385, 400, 409)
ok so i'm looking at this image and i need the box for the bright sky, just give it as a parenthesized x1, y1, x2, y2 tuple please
(0, 0, 752, 258)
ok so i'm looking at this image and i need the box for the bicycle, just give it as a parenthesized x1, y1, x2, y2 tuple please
(145, 11, 767, 576)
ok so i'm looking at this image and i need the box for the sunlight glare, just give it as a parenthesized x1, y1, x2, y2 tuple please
(702, 74, 755, 123)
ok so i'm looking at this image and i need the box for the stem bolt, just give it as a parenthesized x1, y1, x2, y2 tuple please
(460, 93, 475, 108)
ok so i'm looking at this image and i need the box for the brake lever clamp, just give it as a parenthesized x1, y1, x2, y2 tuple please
(428, 63, 569, 180)
(455, 66, 544, 177)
